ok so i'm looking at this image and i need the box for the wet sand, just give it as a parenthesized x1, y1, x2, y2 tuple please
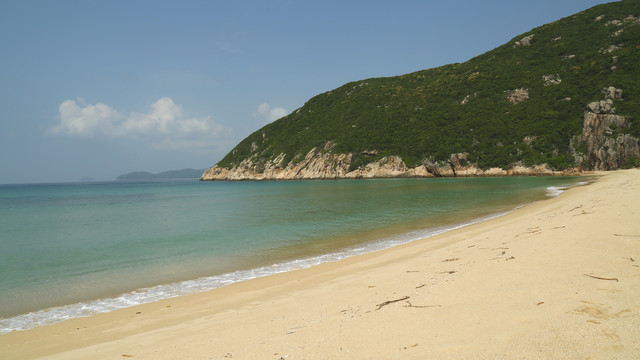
(2, 169, 639, 359)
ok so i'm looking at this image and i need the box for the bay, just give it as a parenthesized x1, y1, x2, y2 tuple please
(0, 176, 588, 333)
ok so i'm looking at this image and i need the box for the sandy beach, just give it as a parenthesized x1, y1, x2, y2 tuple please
(2, 169, 639, 359)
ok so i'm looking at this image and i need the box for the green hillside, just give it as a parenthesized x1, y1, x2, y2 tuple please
(216, 1, 640, 174)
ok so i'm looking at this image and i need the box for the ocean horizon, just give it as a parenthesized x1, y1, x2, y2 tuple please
(0, 176, 589, 334)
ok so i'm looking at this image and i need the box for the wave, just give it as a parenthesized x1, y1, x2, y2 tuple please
(546, 180, 592, 197)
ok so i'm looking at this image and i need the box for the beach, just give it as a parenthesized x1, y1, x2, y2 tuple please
(2, 169, 639, 359)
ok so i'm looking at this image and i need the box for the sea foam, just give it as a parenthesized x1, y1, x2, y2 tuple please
(546, 180, 591, 197)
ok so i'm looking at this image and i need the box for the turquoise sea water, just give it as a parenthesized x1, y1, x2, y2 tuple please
(0, 177, 589, 333)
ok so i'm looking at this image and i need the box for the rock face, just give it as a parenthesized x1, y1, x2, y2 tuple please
(201, 149, 567, 181)
(506, 88, 529, 104)
(574, 87, 640, 170)
(201, 144, 353, 180)
(422, 153, 484, 177)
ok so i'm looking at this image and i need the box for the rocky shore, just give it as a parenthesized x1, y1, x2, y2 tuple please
(200, 151, 581, 181)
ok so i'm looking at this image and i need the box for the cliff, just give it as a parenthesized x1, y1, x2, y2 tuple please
(574, 86, 640, 170)
(203, 1, 640, 181)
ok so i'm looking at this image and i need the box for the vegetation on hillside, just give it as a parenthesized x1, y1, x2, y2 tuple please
(217, 1, 639, 172)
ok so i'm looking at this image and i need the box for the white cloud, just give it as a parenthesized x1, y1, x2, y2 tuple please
(257, 102, 271, 115)
(55, 98, 124, 136)
(254, 102, 288, 123)
(52, 97, 232, 149)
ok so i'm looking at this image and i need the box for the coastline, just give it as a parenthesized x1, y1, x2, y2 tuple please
(2, 169, 639, 359)
(200, 155, 586, 181)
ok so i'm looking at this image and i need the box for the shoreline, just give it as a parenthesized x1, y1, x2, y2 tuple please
(2, 170, 639, 359)
(0, 206, 516, 334)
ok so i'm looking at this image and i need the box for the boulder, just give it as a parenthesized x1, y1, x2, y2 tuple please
(514, 34, 535, 47)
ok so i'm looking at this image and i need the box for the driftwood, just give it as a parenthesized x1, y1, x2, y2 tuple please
(404, 301, 441, 309)
(614, 233, 640, 237)
(584, 274, 619, 282)
(375, 296, 410, 310)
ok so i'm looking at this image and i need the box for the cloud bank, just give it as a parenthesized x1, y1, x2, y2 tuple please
(254, 102, 288, 123)
(52, 97, 231, 149)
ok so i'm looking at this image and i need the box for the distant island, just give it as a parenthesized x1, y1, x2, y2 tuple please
(117, 169, 205, 181)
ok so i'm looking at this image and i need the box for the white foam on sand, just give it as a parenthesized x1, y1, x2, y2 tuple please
(546, 180, 592, 197)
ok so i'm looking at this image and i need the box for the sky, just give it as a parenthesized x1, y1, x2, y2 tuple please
(0, 0, 613, 184)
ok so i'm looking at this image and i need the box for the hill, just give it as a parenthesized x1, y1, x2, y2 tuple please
(117, 169, 205, 181)
(203, 1, 640, 180)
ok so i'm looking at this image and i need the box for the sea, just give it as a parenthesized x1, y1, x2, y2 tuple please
(0, 176, 590, 334)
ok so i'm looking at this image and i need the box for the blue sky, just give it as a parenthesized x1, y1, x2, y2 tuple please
(0, 0, 611, 184)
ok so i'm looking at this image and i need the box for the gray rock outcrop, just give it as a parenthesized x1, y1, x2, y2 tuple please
(514, 34, 535, 47)
(574, 87, 640, 170)
(542, 74, 562, 86)
(506, 88, 529, 104)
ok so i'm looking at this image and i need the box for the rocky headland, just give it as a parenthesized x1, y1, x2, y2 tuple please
(202, 2, 640, 181)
